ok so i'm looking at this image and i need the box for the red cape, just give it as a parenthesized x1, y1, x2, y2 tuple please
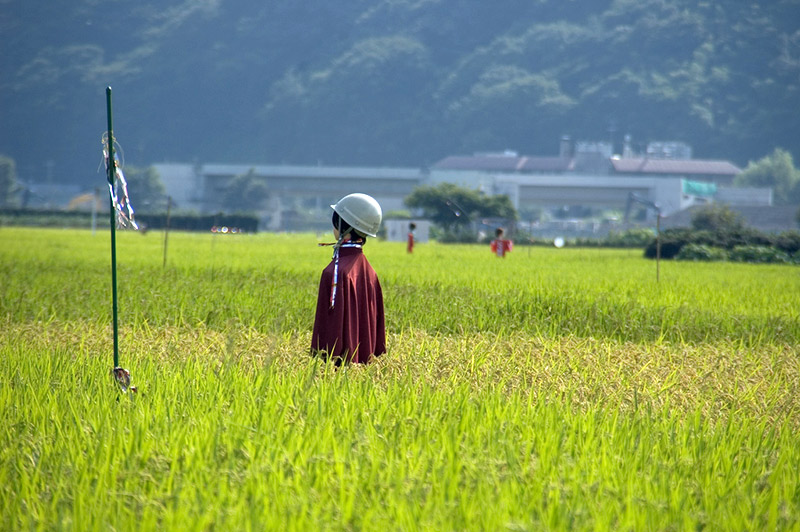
(491, 238, 513, 257)
(311, 247, 385, 363)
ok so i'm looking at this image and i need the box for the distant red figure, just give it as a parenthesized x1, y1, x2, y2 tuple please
(407, 222, 416, 254)
(490, 227, 513, 258)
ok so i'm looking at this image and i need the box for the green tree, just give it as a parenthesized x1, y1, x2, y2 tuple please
(123, 166, 167, 214)
(734, 148, 800, 205)
(404, 183, 517, 230)
(483, 193, 518, 222)
(690, 204, 744, 233)
(0, 155, 19, 208)
(222, 169, 269, 213)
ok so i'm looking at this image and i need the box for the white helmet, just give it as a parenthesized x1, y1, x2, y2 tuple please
(331, 193, 382, 237)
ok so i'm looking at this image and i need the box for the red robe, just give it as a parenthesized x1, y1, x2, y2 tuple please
(311, 247, 386, 364)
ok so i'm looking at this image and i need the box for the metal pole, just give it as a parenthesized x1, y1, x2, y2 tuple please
(91, 187, 99, 236)
(106, 87, 119, 369)
(656, 212, 661, 283)
(163, 195, 172, 268)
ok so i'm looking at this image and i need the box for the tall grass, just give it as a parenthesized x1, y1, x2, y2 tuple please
(2, 325, 798, 531)
(1, 227, 799, 530)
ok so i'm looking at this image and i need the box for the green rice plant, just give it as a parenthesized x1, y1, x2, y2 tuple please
(1, 323, 798, 531)
(1, 228, 798, 345)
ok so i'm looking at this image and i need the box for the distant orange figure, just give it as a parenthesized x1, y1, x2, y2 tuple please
(407, 222, 416, 253)
(490, 227, 513, 258)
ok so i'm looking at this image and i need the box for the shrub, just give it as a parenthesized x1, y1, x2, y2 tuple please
(431, 226, 480, 243)
(0, 208, 260, 232)
(773, 230, 800, 255)
(675, 244, 729, 261)
(690, 204, 744, 232)
(604, 228, 655, 247)
(644, 226, 787, 260)
(728, 245, 791, 264)
(719, 227, 774, 249)
(644, 227, 693, 259)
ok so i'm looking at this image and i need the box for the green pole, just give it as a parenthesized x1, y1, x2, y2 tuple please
(106, 86, 120, 369)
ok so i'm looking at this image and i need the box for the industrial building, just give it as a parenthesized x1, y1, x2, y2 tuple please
(153, 139, 779, 235)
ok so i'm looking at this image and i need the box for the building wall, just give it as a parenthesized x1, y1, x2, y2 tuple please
(384, 219, 431, 243)
(156, 163, 424, 230)
(153, 163, 200, 210)
(427, 169, 495, 192)
(484, 173, 684, 217)
(715, 187, 773, 206)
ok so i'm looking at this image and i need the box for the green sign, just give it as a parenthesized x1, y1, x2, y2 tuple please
(682, 179, 717, 197)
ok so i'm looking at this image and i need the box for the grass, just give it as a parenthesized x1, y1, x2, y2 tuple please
(2, 228, 797, 343)
(1, 227, 799, 530)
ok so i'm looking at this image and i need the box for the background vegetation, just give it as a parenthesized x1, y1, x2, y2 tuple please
(2, 0, 800, 185)
(644, 204, 800, 261)
(735, 148, 800, 206)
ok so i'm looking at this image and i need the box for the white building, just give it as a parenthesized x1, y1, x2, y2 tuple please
(428, 148, 753, 221)
(154, 163, 426, 231)
(153, 140, 778, 233)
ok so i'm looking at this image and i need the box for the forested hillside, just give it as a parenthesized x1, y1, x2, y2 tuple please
(2, 0, 799, 187)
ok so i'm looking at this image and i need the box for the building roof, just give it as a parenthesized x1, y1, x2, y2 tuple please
(433, 155, 574, 173)
(610, 158, 741, 176)
(433, 154, 742, 177)
(201, 164, 424, 180)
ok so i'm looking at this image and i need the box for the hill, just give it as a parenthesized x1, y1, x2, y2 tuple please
(2, 0, 799, 186)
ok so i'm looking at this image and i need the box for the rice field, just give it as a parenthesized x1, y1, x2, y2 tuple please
(1, 227, 798, 531)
